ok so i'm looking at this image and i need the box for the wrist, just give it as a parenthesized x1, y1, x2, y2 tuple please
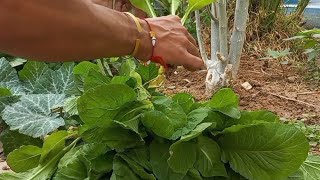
(134, 19, 152, 61)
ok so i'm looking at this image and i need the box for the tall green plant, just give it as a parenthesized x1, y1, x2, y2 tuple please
(129, 0, 216, 24)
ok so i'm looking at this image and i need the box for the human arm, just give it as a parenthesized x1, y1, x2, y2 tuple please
(0, 0, 203, 70)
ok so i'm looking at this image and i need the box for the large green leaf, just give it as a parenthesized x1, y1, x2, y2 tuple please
(40, 131, 69, 163)
(167, 123, 213, 174)
(300, 155, 320, 180)
(78, 84, 137, 125)
(195, 136, 227, 177)
(0, 129, 43, 155)
(129, 0, 157, 17)
(81, 122, 143, 150)
(142, 99, 187, 139)
(0, 58, 24, 95)
(117, 154, 156, 180)
(35, 63, 75, 94)
(170, 108, 210, 140)
(238, 110, 280, 124)
(2, 94, 65, 137)
(0, 132, 77, 180)
(168, 141, 197, 173)
(136, 63, 159, 84)
(181, 0, 216, 24)
(220, 123, 309, 180)
(111, 156, 141, 180)
(18, 61, 49, 93)
(142, 110, 175, 139)
(149, 141, 185, 180)
(125, 146, 151, 171)
(207, 88, 240, 119)
(182, 169, 202, 180)
(172, 93, 195, 114)
(7, 145, 42, 173)
(53, 147, 88, 180)
(168, 0, 182, 15)
(73, 61, 100, 93)
(84, 68, 111, 91)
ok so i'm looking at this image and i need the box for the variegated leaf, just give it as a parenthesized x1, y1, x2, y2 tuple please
(2, 94, 66, 137)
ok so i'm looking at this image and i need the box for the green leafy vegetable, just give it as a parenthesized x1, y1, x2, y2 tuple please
(220, 123, 309, 180)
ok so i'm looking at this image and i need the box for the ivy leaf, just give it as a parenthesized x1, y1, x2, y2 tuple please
(7, 145, 42, 173)
(0, 58, 24, 95)
(2, 94, 65, 138)
(194, 136, 227, 177)
(0, 129, 42, 156)
(207, 88, 240, 119)
(300, 155, 320, 180)
(35, 63, 75, 94)
(219, 123, 309, 180)
(18, 61, 49, 93)
(128, 0, 157, 17)
(149, 141, 185, 180)
(78, 84, 137, 125)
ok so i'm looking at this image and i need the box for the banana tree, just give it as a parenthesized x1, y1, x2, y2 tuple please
(129, 0, 250, 94)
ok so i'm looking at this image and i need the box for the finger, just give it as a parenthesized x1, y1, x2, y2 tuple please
(186, 32, 197, 47)
(183, 53, 205, 71)
(186, 41, 201, 59)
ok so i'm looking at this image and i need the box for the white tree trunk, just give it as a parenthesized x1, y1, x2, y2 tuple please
(195, 10, 208, 66)
(218, 0, 228, 63)
(228, 0, 250, 78)
(195, 0, 250, 94)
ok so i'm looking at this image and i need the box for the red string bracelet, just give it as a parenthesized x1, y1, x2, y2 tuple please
(143, 19, 168, 69)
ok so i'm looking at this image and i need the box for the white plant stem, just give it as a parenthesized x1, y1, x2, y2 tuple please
(218, 0, 228, 64)
(195, 10, 208, 66)
(228, 0, 250, 78)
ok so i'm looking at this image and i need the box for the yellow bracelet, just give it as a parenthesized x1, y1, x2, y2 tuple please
(124, 12, 143, 57)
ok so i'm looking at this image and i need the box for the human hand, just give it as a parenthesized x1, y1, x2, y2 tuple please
(136, 16, 204, 71)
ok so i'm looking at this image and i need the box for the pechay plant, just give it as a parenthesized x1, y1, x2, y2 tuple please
(0, 57, 317, 180)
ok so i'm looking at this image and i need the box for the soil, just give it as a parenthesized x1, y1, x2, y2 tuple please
(162, 56, 320, 154)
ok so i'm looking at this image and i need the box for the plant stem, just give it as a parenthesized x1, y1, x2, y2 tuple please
(228, 0, 250, 78)
(195, 10, 208, 66)
(218, 0, 228, 61)
(211, 3, 220, 62)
